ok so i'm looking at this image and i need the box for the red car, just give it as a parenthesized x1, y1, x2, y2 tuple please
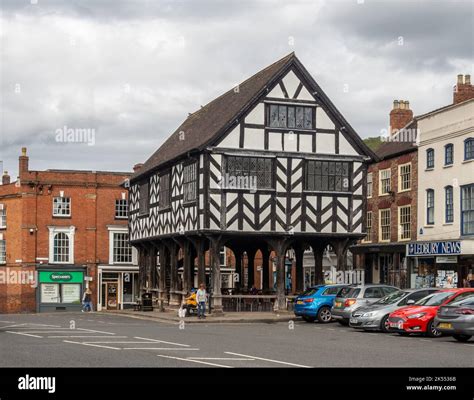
(387, 288, 474, 338)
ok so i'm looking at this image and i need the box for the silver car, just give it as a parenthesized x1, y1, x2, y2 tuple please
(435, 295, 474, 342)
(349, 288, 439, 332)
(331, 284, 398, 325)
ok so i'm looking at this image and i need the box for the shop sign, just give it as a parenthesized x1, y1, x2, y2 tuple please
(407, 241, 461, 256)
(39, 271, 84, 284)
(436, 256, 458, 264)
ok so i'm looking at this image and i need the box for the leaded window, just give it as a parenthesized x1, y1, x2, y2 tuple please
(305, 161, 350, 192)
(268, 104, 314, 129)
(53, 197, 71, 216)
(183, 163, 197, 203)
(159, 173, 171, 209)
(138, 181, 149, 215)
(226, 156, 273, 190)
(113, 232, 133, 264)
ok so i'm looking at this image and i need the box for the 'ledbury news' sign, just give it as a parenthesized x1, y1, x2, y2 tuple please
(407, 241, 462, 256)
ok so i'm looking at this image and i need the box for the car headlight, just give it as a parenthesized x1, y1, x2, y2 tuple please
(362, 312, 374, 317)
(407, 313, 426, 319)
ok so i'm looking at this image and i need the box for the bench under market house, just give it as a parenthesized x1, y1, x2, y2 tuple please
(128, 53, 376, 313)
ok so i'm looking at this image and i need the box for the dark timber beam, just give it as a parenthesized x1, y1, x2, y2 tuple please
(207, 235, 224, 315)
(293, 243, 305, 293)
(261, 246, 270, 292)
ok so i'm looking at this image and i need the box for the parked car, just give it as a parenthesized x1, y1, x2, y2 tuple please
(349, 288, 439, 332)
(435, 295, 474, 342)
(294, 284, 350, 323)
(331, 284, 399, 325)
(388, 288, 474, 338)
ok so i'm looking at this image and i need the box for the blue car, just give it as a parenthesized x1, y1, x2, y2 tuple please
(294, 284, 350, 323)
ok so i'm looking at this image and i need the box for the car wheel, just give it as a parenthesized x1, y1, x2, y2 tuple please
(302, 316, 315, 323)
(453, 334, 472, 342)
(380, 315, 390, 333)
(317, 306, 332, 323)
(426, 319, 442, 338)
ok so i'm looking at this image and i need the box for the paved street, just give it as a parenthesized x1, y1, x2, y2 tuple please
(0, 312, 472, 368)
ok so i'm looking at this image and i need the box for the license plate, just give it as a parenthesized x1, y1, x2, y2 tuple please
(389, 321, 403, 329)
(438, 322, 452, 329)
(296, 300, 304, 305)
(335, 301, 342, 308)
(350, 318, 358, 324)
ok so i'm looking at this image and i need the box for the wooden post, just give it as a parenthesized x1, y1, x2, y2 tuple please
(208, 235, 223, 315)
(167, 241, 180, 307)
(266, 238, 292, 311)
(294, 244, 305, 293)
(233, 248, 243, 292)
(246, 248, 257, 290)
(261, 247, 270, 292)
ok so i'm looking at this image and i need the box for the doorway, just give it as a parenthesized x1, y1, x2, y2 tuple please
(102, 281, 118, 310)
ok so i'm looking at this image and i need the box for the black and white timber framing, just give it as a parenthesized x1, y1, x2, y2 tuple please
(128, 53, 376, 312)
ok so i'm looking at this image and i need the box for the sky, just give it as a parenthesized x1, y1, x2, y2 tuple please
(0, 0, 473, 178)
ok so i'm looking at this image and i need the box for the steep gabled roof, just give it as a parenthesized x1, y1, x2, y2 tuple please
(131, 53, 376, 182)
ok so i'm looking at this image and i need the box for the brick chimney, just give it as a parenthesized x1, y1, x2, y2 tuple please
(390, 100, 413, 135)
(133, 163, 143, 173)
(454, 74, 474, 104)
(2, 171, 10, 185)
(19, 147, 29, 178)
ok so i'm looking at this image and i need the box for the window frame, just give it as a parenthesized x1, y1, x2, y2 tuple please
(465, 138, 474, 161)
(426, 189, 435, 225)
(225, 155, 274, 191)
(367, 172, 373, 198)
(0, 206, 5, 229)
(52, 196, 71, 217)
(379, 168, 391, 196)
(398, 163, 411, 192)
(379, 208, 391, 242)
(267, 103, 315, 130)
(183, 162, 197, 204)
(108, 227, 137, 265)
(363, 211, 372, 243)
(115, 199, 128, 219)
(445, 185, 454, 224)
(158, 172, 172, 210)
(444, 143, 454, 166)
(48, 226, 75, 264)
(0, 238, 5, 264)
(398, 205, 411, 241)
(138, 180, 150, 216)
(426, 148, 435, 169)
(461, 184, 474, 236)
(304, 160, 351, 193)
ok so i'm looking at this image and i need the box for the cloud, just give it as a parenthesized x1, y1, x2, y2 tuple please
(0, 0, 472, 177)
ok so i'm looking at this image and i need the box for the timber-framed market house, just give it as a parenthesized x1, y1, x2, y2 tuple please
(128, 53, 376, 313)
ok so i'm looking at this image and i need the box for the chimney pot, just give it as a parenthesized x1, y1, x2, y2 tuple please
(2, 171, 11, 185)
(465, 74, 471, 85)
(133, 163, 144, 173)
(393, 100, 399, 109)
(457, 74, 464, 84)
(21, 147, 27, 156)
(389, 99, 413, 135)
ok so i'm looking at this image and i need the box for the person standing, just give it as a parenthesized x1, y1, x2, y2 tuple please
(82, 288, 93, 312)
(196, 283, 207, 319)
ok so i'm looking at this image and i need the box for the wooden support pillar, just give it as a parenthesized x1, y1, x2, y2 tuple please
(167, 241, 180, 307)
(158, 243, 169, 311)
(310, 241, 326, 285)
(208, 235, 223, 315)
(196, 239, 206, 288)
(261, 247, 270, 292)
(246, 248, 257, 290)
(233, 248, 243, 292)
(182, 240, 193, 293)
(266, 238, 292, 311)
(294, 244, 305, 293)
(333, 238, 350, 272)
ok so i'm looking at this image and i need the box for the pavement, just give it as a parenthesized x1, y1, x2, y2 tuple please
(1, 311, 473, 368)
(109, 308, 294, 324)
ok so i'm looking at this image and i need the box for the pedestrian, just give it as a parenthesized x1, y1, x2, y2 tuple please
(196, 283, 207, 319)
(82, 287, 93, 312)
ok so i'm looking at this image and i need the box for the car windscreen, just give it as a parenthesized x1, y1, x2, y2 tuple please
(301, 288, 318, 297)
(447, 294, 474, 307)
(415, 291, 454, 306)
(374, 290, 407, 305)
(337, 287, 360, 298)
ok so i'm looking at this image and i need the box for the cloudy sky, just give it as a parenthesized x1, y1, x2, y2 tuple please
(0, 0, 472, 177)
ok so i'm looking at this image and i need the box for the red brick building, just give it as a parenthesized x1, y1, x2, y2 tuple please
(0, 148, 137, 313)
(353, 101, 418, 288)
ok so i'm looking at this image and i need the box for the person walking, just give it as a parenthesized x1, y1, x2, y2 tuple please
(82, 287, 93, 312)
(196, 283, 207, 319)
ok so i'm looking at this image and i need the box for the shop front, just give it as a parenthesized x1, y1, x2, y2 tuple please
(406, 240, 473, 288)
(36, 266, 86, 312)
(97, 266, 139, 311)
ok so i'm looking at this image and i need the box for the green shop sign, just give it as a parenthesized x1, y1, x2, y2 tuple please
(39, 271, 84, 284)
